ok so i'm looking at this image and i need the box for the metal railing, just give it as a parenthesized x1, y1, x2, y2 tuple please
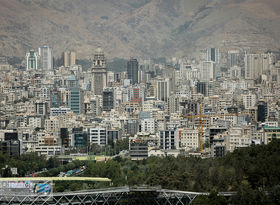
(0, 186, 235, 205)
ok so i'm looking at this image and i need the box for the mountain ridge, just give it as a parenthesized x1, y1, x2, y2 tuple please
(0, 0, 279, 58)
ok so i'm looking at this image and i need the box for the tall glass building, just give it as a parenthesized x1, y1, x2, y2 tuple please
(70, 87, 83, 114)
(38, 46, 53, 70)
(127, 58, 139, 84)
(26, 50, 39, 70)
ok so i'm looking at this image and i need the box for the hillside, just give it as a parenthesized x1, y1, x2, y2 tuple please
(0, 0, 280, 58)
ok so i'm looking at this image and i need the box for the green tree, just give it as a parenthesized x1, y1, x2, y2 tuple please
(2, 167, 12, 177)
(191, 192, 228, 205)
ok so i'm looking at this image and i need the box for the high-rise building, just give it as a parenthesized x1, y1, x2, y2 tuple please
(64, 51, 76, 67)
(197, 82, 207, 96)
(107, 129, 121, 146)
(35, 101, 49, 115)
(196, 82, 215, 97)
(0, 140, 22, 157)
(88, 127, 107, 146)
(50, 89, 62, 108)
(26, 50, 39, 70)
(245, 54, 261, 80)
(102, 88, 114, 112)
(163, 66, 176, 94)
(257, 101, 268, 122)
(60, 128, 71, 148)
(207, 48, 220, 64)
(128, 85, 145, 105)
(70, 52, 76, 66)
(125, 119, 139, 136)
(245, 53, 275, 80)
(107, 71, 115, 84)
(38, 46, 53, 70)
(91, 48, 107, 95)
(72, 128, 88, 149)
(90, 97, 101, 116)
(200, 61, 215, 82)
(242, 94, 257, 109)
(70, 87, 83, 114)
(159, 130, 179, 150)
(0, 132, 22, 157)
(156, 79, 170, 102)
(141, 118, 155, 134)
(167, 95, 180, 115)
(227, 50, 240, 68)
(127, 58, 139, 84)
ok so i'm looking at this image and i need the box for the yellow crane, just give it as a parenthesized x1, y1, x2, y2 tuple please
(184, 106, 242, 152)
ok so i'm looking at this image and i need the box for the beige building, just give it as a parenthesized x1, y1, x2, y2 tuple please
(263, 126, 280, 144)
(242, 94, 257, 109)
(91, 48, 107, 95)
(180, 128, 199, 151)
(64, 51, 76, 67)
(226, 127, 250, 152)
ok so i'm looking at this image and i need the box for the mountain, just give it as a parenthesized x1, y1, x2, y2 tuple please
(0, 0, 280, 58)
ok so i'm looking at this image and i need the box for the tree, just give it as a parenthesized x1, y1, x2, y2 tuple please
(89, 143, 102, 154)
(2, 167, 12, 177)
(191, 192, 228, 205)
(47, 157, 60, 169)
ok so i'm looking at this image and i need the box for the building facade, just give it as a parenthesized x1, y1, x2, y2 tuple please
(91, 48, 107, 95)
(127, 58, 139, 84)
(103, 89, 114, 112)
(38, 46, 53, 70)
(64, 51, 76, 67)
(88, 127, 107, 146)
(26, 50, 39, 70)
(156, 79, 170, 102)
(159, 130, 178, 150)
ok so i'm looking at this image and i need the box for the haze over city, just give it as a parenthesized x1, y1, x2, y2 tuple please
(0, 0, 280, 204)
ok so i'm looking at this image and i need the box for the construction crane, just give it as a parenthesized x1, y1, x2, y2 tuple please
(184, 106, 243, 153)
(184, 106, 204, 152)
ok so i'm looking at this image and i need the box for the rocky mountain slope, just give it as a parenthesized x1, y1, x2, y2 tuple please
(0, 0, 279, 58)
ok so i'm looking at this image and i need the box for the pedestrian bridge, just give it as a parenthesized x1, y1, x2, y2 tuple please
(0, 186, 235, 205)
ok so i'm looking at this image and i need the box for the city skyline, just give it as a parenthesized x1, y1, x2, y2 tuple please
(1, 0, 280, 204)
